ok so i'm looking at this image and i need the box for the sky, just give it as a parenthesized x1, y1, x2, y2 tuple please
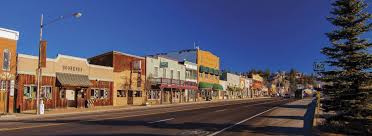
(1, 0, 371, 74)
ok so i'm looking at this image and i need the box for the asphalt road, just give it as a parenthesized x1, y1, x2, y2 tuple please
(0, 98, 294, 136)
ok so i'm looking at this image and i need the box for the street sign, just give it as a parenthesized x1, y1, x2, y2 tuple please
(160, 62, 168, 68)
(313, 62, 325, 72)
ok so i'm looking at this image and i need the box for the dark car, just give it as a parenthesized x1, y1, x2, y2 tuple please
(284, 94, 291, 98)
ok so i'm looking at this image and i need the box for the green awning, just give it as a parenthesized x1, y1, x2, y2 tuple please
(213, 83, 224, 90)
(199, 66, 207, 73)
(199, 82, 213, 89)
(213, 69, 219, 75)
(205, 67, 210, 74)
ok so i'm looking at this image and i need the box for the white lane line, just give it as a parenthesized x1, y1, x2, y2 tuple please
(148, 118, 175, 124)
(214, 109, 227, 112)
(207, 107, 278, 136)
(243, 99, 286, 108)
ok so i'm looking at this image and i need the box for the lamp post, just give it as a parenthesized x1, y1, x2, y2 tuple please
(36, 12, 82, 115)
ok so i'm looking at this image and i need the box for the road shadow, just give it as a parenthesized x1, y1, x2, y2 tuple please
(55, 134, 171, 136)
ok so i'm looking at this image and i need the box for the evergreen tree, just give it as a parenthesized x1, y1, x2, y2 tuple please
(288, 68, 297, 93)
(321, 0, 371, 126)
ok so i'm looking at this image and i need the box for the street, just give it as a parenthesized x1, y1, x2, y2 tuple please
(0, 98, 298, 136)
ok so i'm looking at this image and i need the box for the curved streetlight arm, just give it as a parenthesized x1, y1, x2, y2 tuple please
(42, 12, 82, 28)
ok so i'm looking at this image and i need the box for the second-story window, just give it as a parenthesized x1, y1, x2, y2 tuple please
(170, 70, 174, 79)
(3, 49, 10, 71)
(177, 71, 181, 80)
(163, 68, 167, 78)
(154, 67, 159, 77)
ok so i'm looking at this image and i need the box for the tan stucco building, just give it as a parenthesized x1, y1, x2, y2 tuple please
(89, 51, 146, 106)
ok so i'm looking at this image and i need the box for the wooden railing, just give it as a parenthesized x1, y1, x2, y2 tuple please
(149, 78, 197, 87)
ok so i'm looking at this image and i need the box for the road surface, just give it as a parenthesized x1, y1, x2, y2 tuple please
(0, 98, 294, 136)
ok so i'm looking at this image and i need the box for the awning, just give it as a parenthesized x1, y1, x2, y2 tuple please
(199, 82, 213, 89)
(213, 84, 224, 91)
(56, 73, 92, 87)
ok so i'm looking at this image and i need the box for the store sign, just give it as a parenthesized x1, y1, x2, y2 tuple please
(62, 65, 83, 73)
(160, 62, 168, 68)
(252, 74, 263, 82)
(10, 80, 14, 96)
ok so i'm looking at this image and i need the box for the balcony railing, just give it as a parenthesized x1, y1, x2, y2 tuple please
(149, 78, 197, 87)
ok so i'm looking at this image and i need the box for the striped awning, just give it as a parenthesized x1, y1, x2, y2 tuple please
(56, 73, 92, 87)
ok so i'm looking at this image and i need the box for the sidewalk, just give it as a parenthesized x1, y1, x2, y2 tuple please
(0, 97, 270, 121)
(240, 98, 316, 136)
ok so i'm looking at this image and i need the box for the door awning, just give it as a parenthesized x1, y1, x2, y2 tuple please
(56, 73, 92, 87)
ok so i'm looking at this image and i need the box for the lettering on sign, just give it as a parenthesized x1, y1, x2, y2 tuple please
(62, 65, 83, 73)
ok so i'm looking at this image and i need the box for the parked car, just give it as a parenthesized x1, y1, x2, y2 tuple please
(284, 94, 291, 98)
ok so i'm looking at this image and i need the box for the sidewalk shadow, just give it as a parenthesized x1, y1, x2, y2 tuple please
(279, 104, 308, 109)
(261, 115, 303, 120)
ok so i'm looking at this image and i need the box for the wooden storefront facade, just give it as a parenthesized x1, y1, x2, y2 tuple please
(15, 54, 114, 112)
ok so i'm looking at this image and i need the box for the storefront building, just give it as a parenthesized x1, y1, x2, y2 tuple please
(182, 61, 198, 102)
(252, 74, 264, 97)
(16, 54, 114, 112)
(88, 51, 146, 106)
(0, 28, 19, 114)
(156, 48, 223, 101)
(220, 72, 241, 99)
(244, 78, 253, 98)
(146, 56, 197, 104)
(219, 80, 228, 99)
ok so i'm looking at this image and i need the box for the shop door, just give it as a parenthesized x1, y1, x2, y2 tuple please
(127, 90, 133, 105)
(66, 90, 76, 107)
(76, 89, 86, 108)
(0, 91, 5, 113)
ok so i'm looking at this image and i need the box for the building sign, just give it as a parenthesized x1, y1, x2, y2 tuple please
(10, 80, 14, 96)
(62, 65, 83, 73)
(160, 62, 168, 68)
(40, 40, 47, 68)
(252, 74, 263, 82)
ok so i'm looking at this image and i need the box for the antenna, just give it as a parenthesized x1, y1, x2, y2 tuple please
(193, 41, 200, 50)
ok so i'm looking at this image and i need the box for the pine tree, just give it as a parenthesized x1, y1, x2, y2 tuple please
(289, 68, 297, 94)
(321, 0, 371, 127)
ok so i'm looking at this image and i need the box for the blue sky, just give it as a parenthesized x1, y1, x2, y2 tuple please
(1, 0, 371, 73)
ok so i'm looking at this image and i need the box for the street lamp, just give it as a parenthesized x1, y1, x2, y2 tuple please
(36, 12, 82, 115)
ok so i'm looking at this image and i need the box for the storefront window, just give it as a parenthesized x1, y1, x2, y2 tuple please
(135, 91, 142, 97)
(0, 80, 7, 90)
(117, 90, 126, 97)
(90, 89, 96, 99)
(91, 88, 109, 99)
(148, 90, 159, 99)
(60, 89, 66, 99)
(42, 86, 52, 99)
(23, 85, 37, 99)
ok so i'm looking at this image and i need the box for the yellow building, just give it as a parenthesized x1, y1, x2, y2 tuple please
(197, 49, 222, 100)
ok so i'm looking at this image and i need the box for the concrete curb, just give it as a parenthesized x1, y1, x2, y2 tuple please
(0, 97, 271, 121)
